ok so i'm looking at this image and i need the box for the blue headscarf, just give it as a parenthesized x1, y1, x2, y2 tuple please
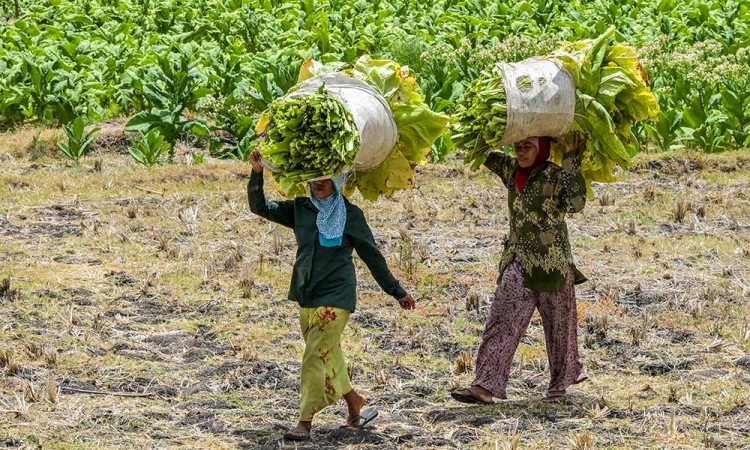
(309, 173, 348, 247)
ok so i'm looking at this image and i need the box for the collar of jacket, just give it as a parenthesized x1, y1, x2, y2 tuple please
(510, 161, 550, 187)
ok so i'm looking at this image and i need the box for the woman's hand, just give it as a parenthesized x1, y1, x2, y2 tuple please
(564, 132, 586, 154)
(397, 294, 417, 310)
(250, 150, 263, 173)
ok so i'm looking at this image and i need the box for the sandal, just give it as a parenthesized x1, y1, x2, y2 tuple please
(283, 426, 311, 441)
(341, 407, 379, 429)
(450, 387, 494, 405)
(542, 390, 567, 403)
(573, 366, 589, 385)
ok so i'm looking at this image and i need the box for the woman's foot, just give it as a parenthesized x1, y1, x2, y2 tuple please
(343, 389, 366, 426)
(450, 386, 495, 404)
(283, 422, 311, 441)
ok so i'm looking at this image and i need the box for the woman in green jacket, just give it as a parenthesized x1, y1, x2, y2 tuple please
(451, 135, 588, 404)
(248, 150, 416, 441)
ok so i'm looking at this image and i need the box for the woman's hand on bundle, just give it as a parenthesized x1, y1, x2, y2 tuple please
(250, 150, 264, 173)
(564, 132, 586, 154)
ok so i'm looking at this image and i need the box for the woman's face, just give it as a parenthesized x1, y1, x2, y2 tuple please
(311, 179, 335, 199)
(514, 140, 539, 168)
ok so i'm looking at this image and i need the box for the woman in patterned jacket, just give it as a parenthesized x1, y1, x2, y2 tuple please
(247, 150, 416, 441)
(451, 134, 588, 404)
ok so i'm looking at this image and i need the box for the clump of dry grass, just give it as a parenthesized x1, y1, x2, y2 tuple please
(585, 312, 609, 340)
(24, 382, 41, 403)
(238, 264, 255, 299)
(92, 313, 104, 332)
(272, 232, 283, 255)
(699, 286, 718, 304)
(396, 226, 429, 281)
(465, 291, 480, 312)
(1, 393, 30, 419)
(585, 403, 610, 421)
(24, 341, 43, 360)
(683, 389, 693, 406)
(0, 348, 12, 368)
(528, 355, 547, 372)
(568, 431, 594, 450)
(688, 300, 705, 319)
(178, 205, 200, 234)
(629, 326, 646, 347)
(0, 276, 20, 300)
(200, 265, 220, 291)
(454, 351, 473, 374)
(741, 322, 750, 342)
(7, 360, 21, 376)
(598, 191, 615, 206)
(224, 243, 244, 272)
(155, 233, 179, 258)
(668, 408, 678, 439)
(671, 199, 691, 223)
(642, 183, 657, 202)
(498, 425, 521, 450)
(240, 348, 258, 362)
(667, 384, 681, 403)
(707, 337, 728, 353)
(44, 347, 57, 368)
(46, 378, 59, 404)
(62, 305, 80, 332)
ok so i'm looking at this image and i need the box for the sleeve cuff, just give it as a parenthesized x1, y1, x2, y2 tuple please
(248, 170, 263, 191)
(561, 152, 582, 172)
(392, 285, 408, 300)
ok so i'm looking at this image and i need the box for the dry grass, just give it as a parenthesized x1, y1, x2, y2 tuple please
(1, 137, 750, 449)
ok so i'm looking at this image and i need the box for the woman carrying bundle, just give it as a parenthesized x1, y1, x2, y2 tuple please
(451, 134, 589, 404)
(247, 150, 416, 441)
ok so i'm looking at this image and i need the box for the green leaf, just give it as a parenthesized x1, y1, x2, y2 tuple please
(72, 116, 85, 139)
(391, 103, 449, 164)
(186, 119, 211, 137)
(125, 112, 163, 132)
(351, 56, 402, 99)
(596, 67, 634, 110)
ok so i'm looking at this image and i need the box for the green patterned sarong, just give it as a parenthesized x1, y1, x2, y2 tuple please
(299, 306, 351, 421)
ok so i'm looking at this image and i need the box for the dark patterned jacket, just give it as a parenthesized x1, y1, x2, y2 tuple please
(484, 151, 587, 291)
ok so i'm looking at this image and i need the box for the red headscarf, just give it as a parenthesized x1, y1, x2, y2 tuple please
(514, 136, 551, 193)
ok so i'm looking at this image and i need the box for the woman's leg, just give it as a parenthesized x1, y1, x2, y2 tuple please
(298, 306, 352, 424)
(472, 259, 537, 399)
(537, 269, 585, 397)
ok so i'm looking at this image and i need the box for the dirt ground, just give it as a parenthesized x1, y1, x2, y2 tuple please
(1, 129, 749, 449)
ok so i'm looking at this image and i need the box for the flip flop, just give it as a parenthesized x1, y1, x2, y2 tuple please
(341, 407, 379, 429)
(573, 367, 589, 385)
(283, 428, 311, 441)
(542, 391, 567, 403)
(450, 388, 494, 405)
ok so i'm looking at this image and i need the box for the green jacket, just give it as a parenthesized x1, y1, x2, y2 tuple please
(484, 151, 587, 292)
(247, 171, 407, 311)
